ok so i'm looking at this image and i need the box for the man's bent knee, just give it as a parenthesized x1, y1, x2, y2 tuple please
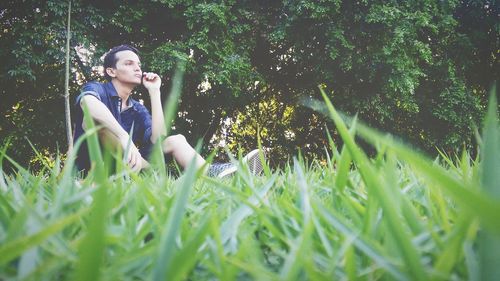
(98, 128, 121, 151)
(162, 134, 187, 153)
(165, 134, 186, 144)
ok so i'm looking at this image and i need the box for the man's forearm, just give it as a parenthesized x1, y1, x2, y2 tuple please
(149, 89, 166, 143)
(80, 95, 130, 144)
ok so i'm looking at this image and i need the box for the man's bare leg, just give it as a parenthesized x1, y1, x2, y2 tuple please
(161, 134, 206, 169)
(161, 135, 265, 178)
(96, 127, 149, 170)
(96, 129, 202, 171)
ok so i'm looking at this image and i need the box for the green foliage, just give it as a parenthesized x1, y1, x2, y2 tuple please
(478, 87, 500, 280)
(1, 94, 500, 280)
(0, 0, 497, 168)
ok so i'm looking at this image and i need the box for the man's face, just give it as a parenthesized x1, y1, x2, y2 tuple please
(107, 50, 142, 85)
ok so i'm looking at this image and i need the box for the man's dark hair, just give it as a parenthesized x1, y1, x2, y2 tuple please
(103, 44, 139, 81)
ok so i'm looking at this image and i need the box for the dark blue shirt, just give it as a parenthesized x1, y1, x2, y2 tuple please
(73, 81, 153, 172)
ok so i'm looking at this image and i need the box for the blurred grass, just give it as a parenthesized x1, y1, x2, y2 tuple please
(0, 90, 499, 280)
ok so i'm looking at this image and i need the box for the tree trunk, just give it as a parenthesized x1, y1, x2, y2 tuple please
(64, 0, 73, 153)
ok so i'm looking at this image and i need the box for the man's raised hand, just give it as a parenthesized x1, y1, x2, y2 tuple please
(142, 72, 161, 92)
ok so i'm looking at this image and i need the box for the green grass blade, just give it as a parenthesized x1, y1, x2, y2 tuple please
(152, 146, 198, 281)
(74, 103, 111, 281)
(169, 214, 211, 281)
(163, 60, 185, 139)
(219, 175, 276, 251)
(81, 102, 103, 170)
(317, 90, 500, 235)
(433, 214, 471, 279)
(257, 127, 272, 177)
(0, 208, 88, 265)
(149, 60, 185, 175)
(320, 89, 427, 280)
(75, 183, 109, 281)
(353, 122, 500, 234)
(478, 89, 500, 281)
(316, 203, 408, 281)
(280, 160, 312, 279)
(345, 244, 357, 280)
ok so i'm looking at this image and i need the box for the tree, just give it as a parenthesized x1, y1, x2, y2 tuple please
(64, 0, 73, 153)
(0, 0, 496, 170)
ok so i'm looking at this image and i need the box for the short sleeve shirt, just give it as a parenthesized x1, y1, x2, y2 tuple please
(73, 81, 153, 172)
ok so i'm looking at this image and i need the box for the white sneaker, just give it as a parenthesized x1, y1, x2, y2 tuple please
(209, 149, 265, 178)
(243, 149, 265, 176)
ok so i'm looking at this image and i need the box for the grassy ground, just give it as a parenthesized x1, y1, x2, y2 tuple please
(1, 94, 499, 281)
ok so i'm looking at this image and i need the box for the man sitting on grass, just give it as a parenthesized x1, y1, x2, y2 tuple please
(73, 44, 263, 177)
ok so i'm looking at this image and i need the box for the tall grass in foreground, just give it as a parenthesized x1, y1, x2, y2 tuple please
(1, 92, 499, 280)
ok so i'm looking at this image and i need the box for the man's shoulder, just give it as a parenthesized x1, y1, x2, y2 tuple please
(75, 81, 110, 106)
(81, 81, 106, 94)
(83, 80, 103, 86)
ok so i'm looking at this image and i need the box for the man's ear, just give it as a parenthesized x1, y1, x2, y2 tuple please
(105, 67, 116, 79)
